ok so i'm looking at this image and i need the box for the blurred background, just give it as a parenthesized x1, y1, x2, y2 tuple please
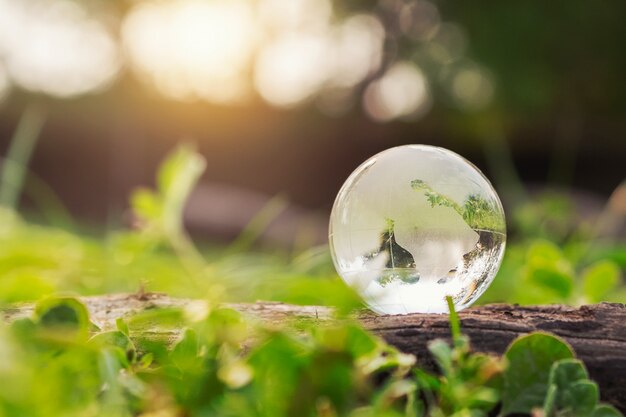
(0, 0, 623, 311)
(0, 0, 624, 246)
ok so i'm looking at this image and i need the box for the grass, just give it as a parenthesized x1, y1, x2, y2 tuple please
(0, 133, 624, 416)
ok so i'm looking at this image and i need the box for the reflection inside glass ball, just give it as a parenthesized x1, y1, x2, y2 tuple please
(329, 145, 506, 314)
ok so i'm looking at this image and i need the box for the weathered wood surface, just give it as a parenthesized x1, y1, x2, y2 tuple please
(3, 293, 626, 411)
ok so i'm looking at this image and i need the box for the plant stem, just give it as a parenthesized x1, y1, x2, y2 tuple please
(0, 105, 46, 210)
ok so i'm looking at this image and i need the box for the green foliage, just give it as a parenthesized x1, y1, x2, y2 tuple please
(501, 333, 574, 414)
(501, 335, 620, 417)
(482, 238, 623, 305)
(417, 299, 503, 417)
(593, 405, 624, 417)
(4, 295, 620, 416)
(0, 145, 625, 416)
(482, 187, 626, 306)
(544, 359, 598, 417)
(582, 261, 621, 303)
(0, 147, 361, 313)
(410, 179, 506, 232)
(0, 296, 419, 417)
(35, 296, 92, 339)
(132, 145, 206, 240)
(525, 241, 575, 299)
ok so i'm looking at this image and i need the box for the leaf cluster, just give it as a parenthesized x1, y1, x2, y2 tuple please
(410, 179, 506, 232)
(2, 296, 621, 417)
(0, 146, 624, 416)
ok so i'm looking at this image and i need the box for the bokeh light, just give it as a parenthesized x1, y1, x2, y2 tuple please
(0, 0, 120, 97)
(329, 14, 385, 88)
(254, 33, 330, 107)
(363, 62, 431, 122)
(122, 0, 256, 103)
(423, 23, 467, 65)
(255, 12, 385, 108)
(399, 0, 440, 41)
(0, 0, 494, 121)
(449, 63, 495, 110)
(258, 0, 332, 34)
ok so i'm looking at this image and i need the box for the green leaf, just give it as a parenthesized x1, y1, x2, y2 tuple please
(89, 330, 134, 351)
(97, 348, 128, 412)
(582, 260, 621, 303)
(35, 296, 91, 338)
(157, 145, 206, 235)
(89, 331, 136, 367)
(116, 317, 130, 337)
(501, 332, 574, 414)
(563, 380, 599, 416)
(592, 405, 624, 417)
(525, 241, 574, 299)
(549, 377, 600, 417)
(171, 328, 201, 371)
(131, 145, 206, 241)
(528, 267, 574, 298)
(130, 188, 162, 224)
(314, 323, 378, 359)
(266, 276, 364, 315)
(446, 295, 461, 345)
(138, 352, 154, 369)
(373, 379, 417, 410)
(549, 359, 588, 389)
(428, 339, 453, 374)
(126, 307, 185, 330)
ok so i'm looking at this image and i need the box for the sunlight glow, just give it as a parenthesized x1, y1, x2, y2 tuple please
(123, 0, 384, 108)
(330, 14, 385, 88)
(258, 0, 331, 34)
(363, 62, 431, 122)
(255, 13, 384, 108)
(254, 33, 330, 107)
(122, 0, 256, 103)
(0, 0, 484, 123)
(0, 0, 120, 97)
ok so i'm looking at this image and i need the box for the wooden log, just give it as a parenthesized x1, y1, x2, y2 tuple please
(3, 293, 626, 411)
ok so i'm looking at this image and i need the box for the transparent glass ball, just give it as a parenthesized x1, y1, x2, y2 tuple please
(329, 145, 506, 314)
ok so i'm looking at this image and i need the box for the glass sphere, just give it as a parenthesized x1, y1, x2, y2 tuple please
(329, 145, 506, 314)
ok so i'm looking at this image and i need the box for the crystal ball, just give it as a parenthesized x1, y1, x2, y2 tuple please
(329, 145, 506, 314)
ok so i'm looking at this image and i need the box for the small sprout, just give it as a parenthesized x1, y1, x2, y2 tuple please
(446, 295, 461, 345)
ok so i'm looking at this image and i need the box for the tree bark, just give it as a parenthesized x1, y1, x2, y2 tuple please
(3, 293, 626, 411)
